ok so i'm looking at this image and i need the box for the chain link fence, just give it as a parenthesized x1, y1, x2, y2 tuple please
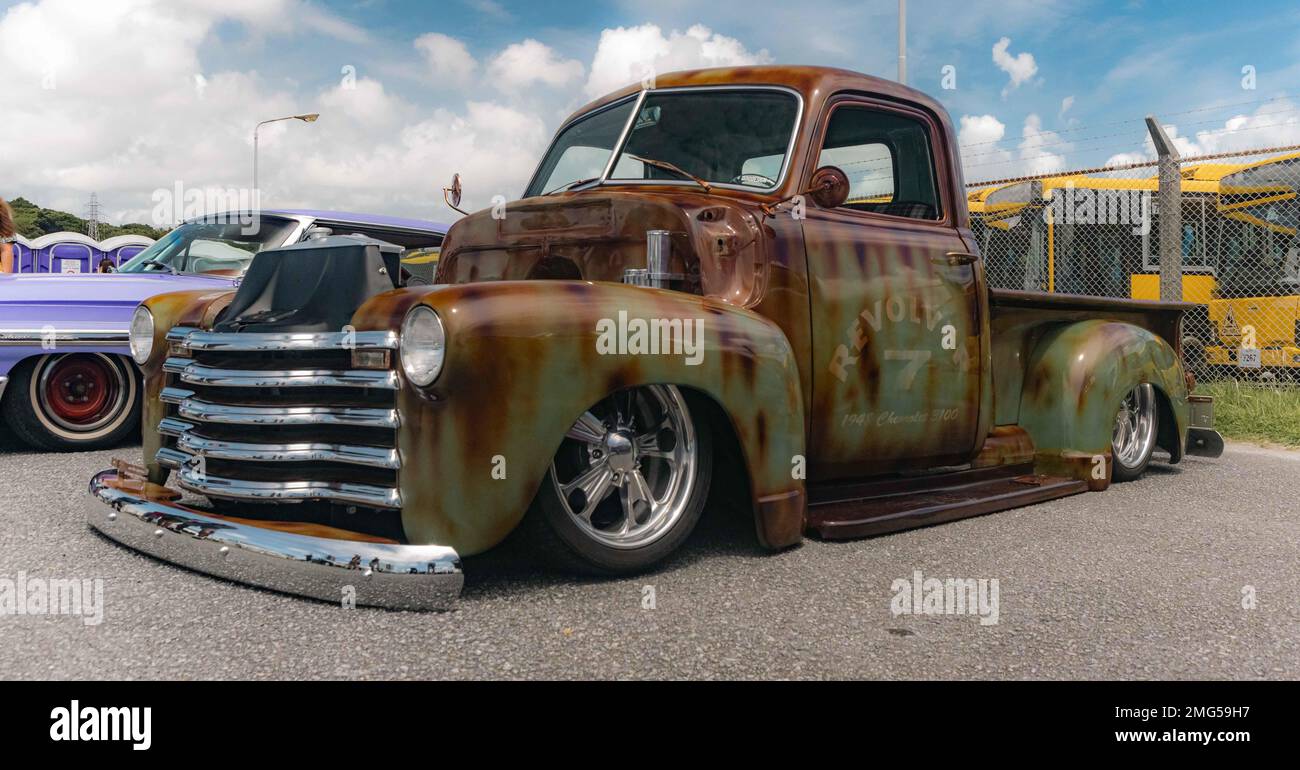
(969, 146, 1300, 387)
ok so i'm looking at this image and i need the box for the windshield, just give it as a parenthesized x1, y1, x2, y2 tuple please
(118, 217, 298, 275)
(525, 98, 638, 197)
(1214, 199, 1300, 297)
(524, 88, 800, 198)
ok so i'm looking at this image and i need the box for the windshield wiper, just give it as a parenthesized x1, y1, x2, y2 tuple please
(544, 176, 600, 196)
(625, 154, 712, 193)
(140, 259, 178, 275)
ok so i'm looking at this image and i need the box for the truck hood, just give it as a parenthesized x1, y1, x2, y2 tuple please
(0, 272, 235, 328)
(436, 190, 771, 306)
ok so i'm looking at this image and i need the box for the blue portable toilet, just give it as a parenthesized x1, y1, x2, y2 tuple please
(101, 234, 155, 270)
(46, 240, 95, 273)
(25, 232, 156, 273)
(11, 235, 34, 272)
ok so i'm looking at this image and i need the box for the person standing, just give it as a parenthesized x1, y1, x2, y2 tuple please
(0, 197, 15, 273)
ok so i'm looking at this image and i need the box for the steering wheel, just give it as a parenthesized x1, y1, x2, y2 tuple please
(730, 172, 777, 188)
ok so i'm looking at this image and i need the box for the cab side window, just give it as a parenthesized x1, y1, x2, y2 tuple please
(817, 105, 942, 220)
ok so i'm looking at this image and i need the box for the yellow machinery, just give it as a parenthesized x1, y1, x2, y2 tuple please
(969, 153, 1300, 371)
(1203, 153, 1300, 368)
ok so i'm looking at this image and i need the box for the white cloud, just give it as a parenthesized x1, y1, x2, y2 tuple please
(959, 114, 1013, 176)
(297, 3, 370, 45)
(992, 36, 1037, 96)
(0, 3, 782, 224)
(1017, 114, 1068, 175)
(414, 32, 477, 85)
(1102, 150, 1147, 168)
(466, 0, 511, 21)
(959, 114, 1007, 147)
(1103, 99, 1300, 168)
(0, 0, 542, 223)
(960, 113, 1070, 181)
(296, 101, 549, 215)
(319, 77, 403, 125)
(1059, 95, 1074, 119)
(585, 23, 771, 97)
(487, 39, 585, 92)
(1190, 98, 1300, 155)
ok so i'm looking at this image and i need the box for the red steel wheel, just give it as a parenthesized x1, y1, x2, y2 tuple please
(1, 353, 141, 450)
(41, 354, 120, 430)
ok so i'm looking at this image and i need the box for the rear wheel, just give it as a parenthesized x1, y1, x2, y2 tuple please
(1110, 382, 1158, 482)
(2, 354, 140, 451)
(523, 385, 712, 574)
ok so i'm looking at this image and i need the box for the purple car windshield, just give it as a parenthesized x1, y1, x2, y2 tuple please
(118, 217, 298, 275)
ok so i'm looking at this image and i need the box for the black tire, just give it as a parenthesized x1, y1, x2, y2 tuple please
(1, 354, 141, 451)
(1110, 382, 1159, 482)
(519, 386, 713, 575)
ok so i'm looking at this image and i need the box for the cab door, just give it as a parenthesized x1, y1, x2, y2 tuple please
(801, 97, 983, 481)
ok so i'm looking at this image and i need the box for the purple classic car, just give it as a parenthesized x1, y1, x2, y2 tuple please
(0, 210, 447, 450)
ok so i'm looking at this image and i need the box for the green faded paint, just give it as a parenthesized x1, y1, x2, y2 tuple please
(1017, 319, 1187, 487)
(350, 280, 805, 555)
(989, 289, 1191, 486)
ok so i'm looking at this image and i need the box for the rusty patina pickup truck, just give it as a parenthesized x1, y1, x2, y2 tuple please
(86, 66, 1222, 609)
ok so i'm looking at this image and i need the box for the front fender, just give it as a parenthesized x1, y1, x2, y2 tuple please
(352, 281, 807, 555)
(1018, 319, 1189, 488)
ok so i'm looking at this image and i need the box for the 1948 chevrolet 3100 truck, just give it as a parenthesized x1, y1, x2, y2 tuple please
(85, 66, 1222, 609)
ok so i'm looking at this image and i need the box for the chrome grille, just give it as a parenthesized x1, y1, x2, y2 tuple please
(157, 327, 402, 510)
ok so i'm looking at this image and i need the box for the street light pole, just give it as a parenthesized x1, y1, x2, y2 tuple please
(252, 113, 320, 207)
(898, 0, 907, 85)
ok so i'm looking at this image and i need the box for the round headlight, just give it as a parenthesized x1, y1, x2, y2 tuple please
(400, 305, 445, 386)
(129, 305, 155, 365)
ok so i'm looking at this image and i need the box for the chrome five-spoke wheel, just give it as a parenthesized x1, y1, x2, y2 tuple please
(1110, 382, 1158, 481)
(527, 385, 713, 573)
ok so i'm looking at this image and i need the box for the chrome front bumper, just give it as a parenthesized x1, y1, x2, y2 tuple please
(85, 469, 462, 610)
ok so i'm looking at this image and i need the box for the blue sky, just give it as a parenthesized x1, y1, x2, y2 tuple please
(197, 0, 1300, 163)
(2, 0, 1298, 222)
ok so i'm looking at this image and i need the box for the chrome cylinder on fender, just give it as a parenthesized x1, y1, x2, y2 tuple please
(646, 229, 672, 287)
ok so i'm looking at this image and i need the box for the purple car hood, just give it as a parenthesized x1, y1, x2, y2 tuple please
(0, 272, 235, 329)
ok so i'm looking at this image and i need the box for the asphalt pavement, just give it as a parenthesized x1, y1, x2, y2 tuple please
(1, 433, 1297, 680)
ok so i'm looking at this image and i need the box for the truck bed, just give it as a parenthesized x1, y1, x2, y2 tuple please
(990, 288, 1190, 352)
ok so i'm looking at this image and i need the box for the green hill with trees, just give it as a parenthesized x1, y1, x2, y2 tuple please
(6, 197, 168, 240)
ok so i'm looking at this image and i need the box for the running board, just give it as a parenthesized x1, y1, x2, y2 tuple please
(807, 464, 1088, 540)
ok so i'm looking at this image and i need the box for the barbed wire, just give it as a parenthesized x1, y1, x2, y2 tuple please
(959, 105, 1300, 163)
(957, 95, 1294, 149)
(963, 119, 1300, 175)
(966, 142, 1300, 188)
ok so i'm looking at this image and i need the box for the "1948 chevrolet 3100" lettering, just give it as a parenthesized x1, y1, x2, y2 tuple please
(84, 66, 1223, 609)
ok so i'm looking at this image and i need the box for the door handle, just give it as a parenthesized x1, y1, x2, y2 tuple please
(936, 252, 979, 266)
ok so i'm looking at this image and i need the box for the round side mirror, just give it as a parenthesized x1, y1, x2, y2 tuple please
(808, 165, 850, 209)
(445, 173, 463, 209)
